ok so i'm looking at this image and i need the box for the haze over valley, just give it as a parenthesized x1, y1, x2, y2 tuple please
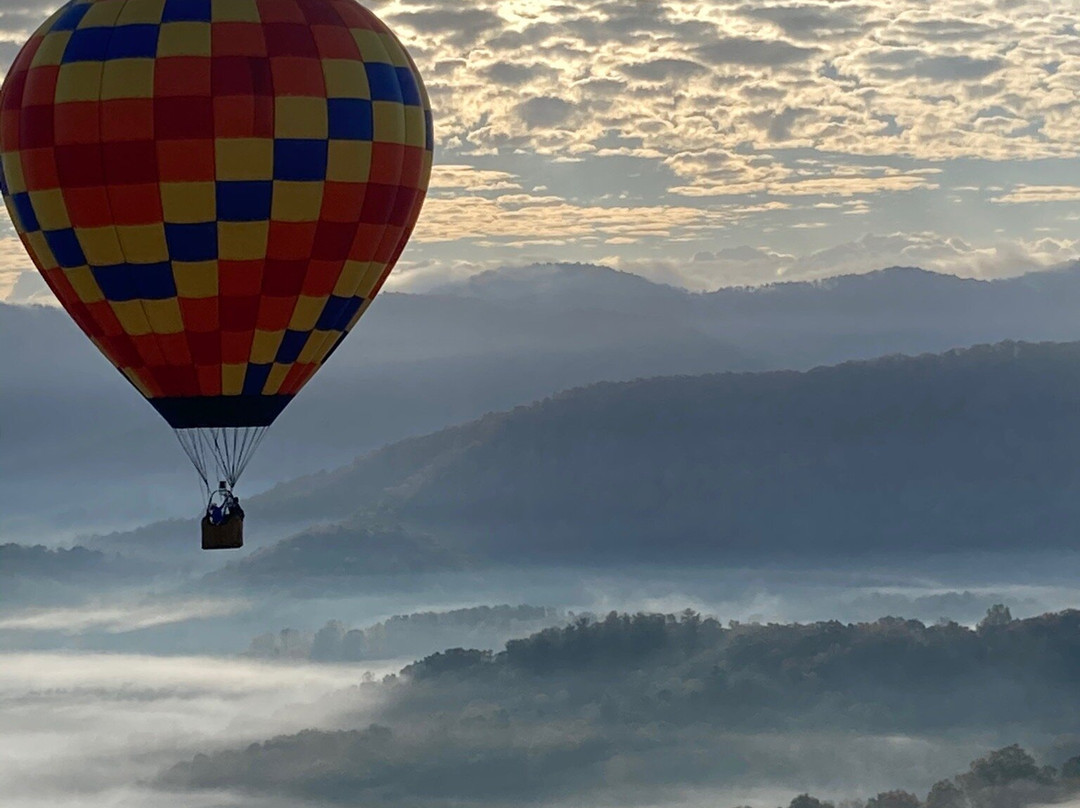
(9, 261, 1080, 541)
(5, 257, 1080, 805)
(3, 0, 1080, 799)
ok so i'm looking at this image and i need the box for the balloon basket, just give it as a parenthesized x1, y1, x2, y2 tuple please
(201, 514, 244, 550)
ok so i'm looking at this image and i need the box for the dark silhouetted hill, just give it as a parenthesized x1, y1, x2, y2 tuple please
(233, 339, 1080, 571)
(206, 517, 468, 590)
(11, 261, 1080, 540)
(0, 543, 110, 578)
(0, 542, 149, 604)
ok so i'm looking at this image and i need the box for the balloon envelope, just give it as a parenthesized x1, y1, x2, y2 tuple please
(0, 0, 433, 430)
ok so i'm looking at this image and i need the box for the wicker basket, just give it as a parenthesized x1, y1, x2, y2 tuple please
(201, 513, 244, 550)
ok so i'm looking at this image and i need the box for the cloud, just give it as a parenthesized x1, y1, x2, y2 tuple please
(478, 61, 550, 86)
(387, 7, 504, 46)
(786, 232, 1079, 281)
(600, 232, 1078, 290)
(739, 4, 867, 40)
(0, 598, 251, 633)
(411, 193, 778, 246)
(516, 96, 576, 129)
(696, 36, 822, 67)
(992, 185, 1080, 204)
(392, 0, 1080, 187)
(621, 58, 710, 82)
(669, 169, 939, 198)
(611, 244, 796, 289)
(0, 230, 34, 301)
(0, 0, 1076, 294)
(429, 164, 523, 192)
(889, 15, 1002, 43)
(863, 50, 1006, 81)
(0, 651, 391, 808)
(4, 269, 53, 304)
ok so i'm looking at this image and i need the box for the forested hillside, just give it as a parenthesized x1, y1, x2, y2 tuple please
(164, 607, 1080, 807)
(236, 339, 1080, 567)
(12, 261, 1080, 542)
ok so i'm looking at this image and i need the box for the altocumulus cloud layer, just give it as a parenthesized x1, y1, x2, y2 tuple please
(0, 0, 1078, 298)
(373, 0, 1080, 288)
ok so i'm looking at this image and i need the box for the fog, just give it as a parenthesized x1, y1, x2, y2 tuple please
(0, 598, 250, 633)
(3, 564, 1080, 807)
(6, 560, 1080, 656)
(8, 265, 1080, 806)
(0, 649, 1024, 808)
(0, 652, 404, 808)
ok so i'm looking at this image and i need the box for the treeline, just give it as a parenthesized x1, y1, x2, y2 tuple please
(0, 543, 108, 577)
(399, 606, 1080, 733)
(0, 543, 152, 606)
(791, 745, 1080, 808)
(246, 605, 562, 662)
(163, 732, 1080, 808)
(164, 607, 1080, 806)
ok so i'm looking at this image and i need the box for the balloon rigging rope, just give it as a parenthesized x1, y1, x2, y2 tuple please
(175, 426, 270, 496)
(175, 429, 211, 499)
(210, 428, 229, 483)
(234, 426, 269, 484)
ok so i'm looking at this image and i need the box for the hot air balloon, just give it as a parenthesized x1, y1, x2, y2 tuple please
(0, 0, 433, 548)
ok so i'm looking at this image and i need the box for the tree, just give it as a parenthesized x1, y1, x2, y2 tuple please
(966, 745, 1040, 786)
(925, 779, 964, 808)
(977, 605, 1013, 632)
(278, 628, 308, 658)
(247, 632, 280, 658)
(866, 790, 920, 808)
(340, 629, 368, 661)
(789, 794, 834, 808)
(311, 620, 346, 661)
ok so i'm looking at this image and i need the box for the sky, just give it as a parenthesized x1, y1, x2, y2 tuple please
(0, 0, 1079, 302)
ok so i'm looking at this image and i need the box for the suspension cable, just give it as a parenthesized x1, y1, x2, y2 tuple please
(175, 429, 211, 498)
(174, 426, 271, 497)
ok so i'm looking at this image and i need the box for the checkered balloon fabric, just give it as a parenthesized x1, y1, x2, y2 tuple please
(0, 0, 433, 429)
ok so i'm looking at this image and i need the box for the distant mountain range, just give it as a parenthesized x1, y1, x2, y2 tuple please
(436, 262, 1080, 365)
(9, 260, 1080, 541)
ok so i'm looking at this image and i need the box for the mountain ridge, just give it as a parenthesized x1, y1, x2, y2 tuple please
(12, 260, 1080, 543)
(164, 337, 1080, 582)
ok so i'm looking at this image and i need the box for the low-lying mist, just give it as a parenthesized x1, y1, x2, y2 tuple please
(0, 646, 1047, 808)
(7, 557, 1080, 807)
(0, 652, 402, 808)
(6, 559, 1080, 656)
